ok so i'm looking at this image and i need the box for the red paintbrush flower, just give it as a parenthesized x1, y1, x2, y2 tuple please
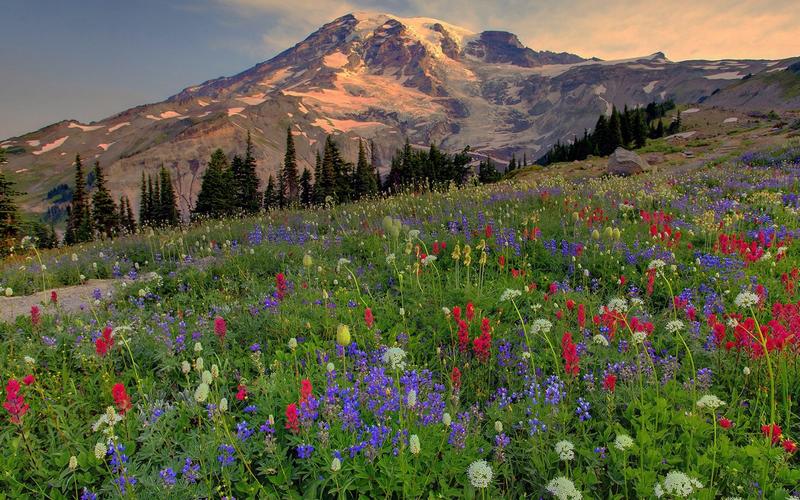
(578, 303, 586, 329)
(112, 383, 132, 414)
(762, 423, 782, 444)
(214, 316, 227, 343)
(22, 375, 35, 386)
(285, 403, 299, 433)
(466, 302, 475, 322)
(50, 290, 58, 304)
(300, 379, 313, 403)
(450, 366, 462, 390)
(457, 319, 470, 353)
(276, 272, 288, 300)
(364, 308, 374, 329)
(561, 331, 580, 377)
(3, 379, 29, 424)
(95, 326, 114, 356)
(603, 373, 617, 393)
(236, 384, 248, 401)
(30, 305, 41, 326)
(718, 417, 732, 429)
(782, 439, 797, 454)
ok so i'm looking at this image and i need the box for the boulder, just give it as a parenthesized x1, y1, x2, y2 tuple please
(607, 147, 651, 176)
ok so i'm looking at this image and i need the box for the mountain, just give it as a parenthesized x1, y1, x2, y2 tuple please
(2, 11, 799, 217)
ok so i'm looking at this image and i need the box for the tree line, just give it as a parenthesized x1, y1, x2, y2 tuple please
(538, 100, 679, 165)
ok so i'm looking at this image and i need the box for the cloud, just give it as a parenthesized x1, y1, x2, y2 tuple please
(216, 0, 800, 60)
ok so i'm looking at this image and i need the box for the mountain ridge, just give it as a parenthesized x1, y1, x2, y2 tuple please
(2, 11, 799, 217)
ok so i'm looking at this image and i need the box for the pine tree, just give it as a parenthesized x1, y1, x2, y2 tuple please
(353, 139, 377, 199)
(299, 168, 313, 207)
(146, 175, 156, 224)
(193, 148, 233, 218)
(277, 172, 286, 209)
(507, 155, 517, 172)
(124, 196, 136, 232)
(620, 105, 632, 147)
(239, 131, 261, 213)
(312, 151, 323, 205)
(0, 148, 21, 253)
(607, 107, 623, 154)
(318, 136, 338, 203)
(633, 110, 649, 148)
(478, 158, 502, 184)
(370, 140, 382, 191)
(158, 166, 179, 226)
(263, 175, 277, 210)
(65, 154, 92, 244)
(281, 126, 300, 206)
(523, 152, 528, 166)
(139, 172, 149, 226)
(656, 119, 665, 138)
(91, 161, 118, 238)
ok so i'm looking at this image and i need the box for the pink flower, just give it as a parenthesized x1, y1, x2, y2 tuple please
(214, 316, 227, 343)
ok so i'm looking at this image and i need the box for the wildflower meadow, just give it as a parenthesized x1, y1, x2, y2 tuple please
(2, 150, 800, 499)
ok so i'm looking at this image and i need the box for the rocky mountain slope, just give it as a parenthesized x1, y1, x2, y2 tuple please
(2, 12, 798, 216)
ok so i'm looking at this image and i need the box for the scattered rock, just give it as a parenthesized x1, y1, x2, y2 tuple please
(607, 147, 652, 176)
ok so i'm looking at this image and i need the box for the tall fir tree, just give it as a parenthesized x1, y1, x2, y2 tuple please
(312, 151, 323, 205)
(282, 126, 299, 206)
(0, 148, 21, 253)
(193, 148, 233, 218)
(263, 175, 277, 210)
(607, 107, 624, 154)
(370, 139, 381, 191)
(65, 154, 92, 244)
(299, 168, 313, 207)
(353, 139, 378, 199)
(139, 172, 149, 226)
(230, 131, 261, 214)
(91, 161, 118, 238)
(123, 196, 136, 233)
(158, 166, 179, 226)
(318, 136, 338, 203)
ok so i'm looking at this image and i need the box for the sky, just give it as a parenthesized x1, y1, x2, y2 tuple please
(1, 0, 798, 139)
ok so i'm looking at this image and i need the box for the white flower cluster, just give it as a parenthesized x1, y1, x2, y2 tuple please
(409, 434, 421, 455)
(531, 319, 553, 334)
(92, 407, 123, 434)
(614, 434, 634, 451)
(592, 334, 609, 346)
(466, 459, 493, 488)
(648, 259, 666, 270)
(654, 471, 703, 498)
(605, 298, 628, 313)
(734, 291, 759, 309)
(382, 347, 407, 371)
(554, 440, 575, 461)
(665, 320, 685, 334)
(500, 288, 523, 302)
(421, 254, 437, 266)
(696, 394, 726, 411)
(632, 331, 648, 344)
(546, 476, 582, 499)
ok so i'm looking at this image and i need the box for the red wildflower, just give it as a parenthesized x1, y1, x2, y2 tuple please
(561, 331, 580, 377)
(457, 320, 470, 352)
(782, 439, 797, 454)
(498, 255, 506, 268)
(22, 375, 35, 386)
(452, 305, 462, 322)
(112, 383, 132, 414)
(566, 299, 575, 311)
(485, 224, 493, 238)
(300, 379, 313, 403)
(285, 403, 299, 433)
(214, 316, 227, 343)
(50, 290, 58, 304)
(275, 272, 288, 300)
(451, 366, 462, 390)
(235, 384, 248, 401)
(762, 423, 783, 444)
(646, 268, 657, 296)
(30, 305, 41, 326)
(432, 241, 440, 255)
(473, 318, 492, 362)
(364, 307, 374, 329)
(718, 417, 732, 429)
(3, 379, 29, 424)
(95, 326, 114, 356)
(577, 303, 586, 329)
(555, 310, 563, 320)
(466, 302, 475, 322)
(603, 373, 617, 393)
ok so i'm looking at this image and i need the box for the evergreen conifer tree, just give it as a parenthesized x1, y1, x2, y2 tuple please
(158, 166, 179, 226)
(193, 149, 233, 218)
(65, 154, 92, 244)
(299, 168, 313, 206)
(282, 126, 299, 206)
(0, 148, 21, 252)
(263, 175, 277, 210)
(91, 161, 118, 238)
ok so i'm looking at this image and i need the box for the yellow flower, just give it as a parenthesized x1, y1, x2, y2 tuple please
(336, 324, 351, 346)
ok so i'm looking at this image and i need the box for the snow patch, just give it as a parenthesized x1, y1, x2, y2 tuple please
(68, 122, 103, 132)
(767, 66, 787, 73)
(15, 168, 28, 173)
(196, 111, 211, 118)
(643, 80, 659, 94)
(32, 136, 68, 155)
(197, 100, 209, 107)
(227, 107, 246, 117)
(723, 117, 739, 123)
(97, 142, 115, 151)
(665, 131, 697, 140)
(108, 122, 130, 133)
(682, 108, 700, 114)
(593, 84, 606, 95)
(26, 140, 40, 147)
(146, 114, 162, 121)
(705, 72, 745, 80)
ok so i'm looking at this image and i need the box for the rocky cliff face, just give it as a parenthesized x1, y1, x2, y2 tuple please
(2, 12, 798, 216)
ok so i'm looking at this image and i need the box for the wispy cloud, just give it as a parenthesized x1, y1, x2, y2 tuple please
(216, 0, 800, 60)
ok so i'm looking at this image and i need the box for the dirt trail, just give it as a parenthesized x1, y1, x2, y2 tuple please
(0, 279, 117, 323)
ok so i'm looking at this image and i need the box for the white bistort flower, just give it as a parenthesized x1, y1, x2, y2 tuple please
(421, 255, 437, 266)
(605, 298, 628, 313)
(409, 434, 421, 455)
(531, 319, 553, 334)
(665, 320, 685, 334)
(632, 331, 648, 344)
(696, 394, 726, 411)
(466, 459, 493, 489)
(654, 471, 703, 498)
(500, 288, 523, 302)
(546, 476, 582, 499)
(194, 383, 210, 403)
(648, 259, 666, 270)
(554, 440, 575, 461)
(382, 347, 407, 371)
(734, 291, 759, 309)
(614, 434, 634, 451)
